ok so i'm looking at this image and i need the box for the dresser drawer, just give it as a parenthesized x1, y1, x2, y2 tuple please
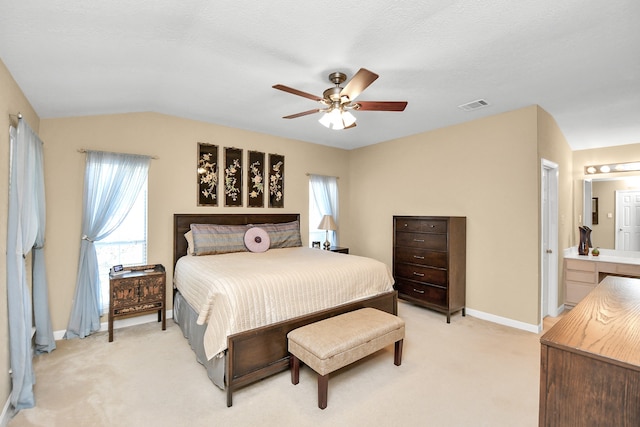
(395, 263, 447, 286)
(396, 232, 447, 250)
(138, 277, 164, 302)
(395, 218, 447, 234)
(565, 259, 596, 272)
(111, 279, 139, 308)
(394, 280, 447, 306)
(395, 247, 447, 268)
(565, 281, 595, 306)
(565, 269, 598, 284)
(615, 263, 640, 277)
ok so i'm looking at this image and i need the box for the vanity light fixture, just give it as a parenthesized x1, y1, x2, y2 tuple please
(584, 161, 640, 175)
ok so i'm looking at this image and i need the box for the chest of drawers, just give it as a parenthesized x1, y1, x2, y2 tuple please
(393, 216, 466, 323)
(540, 276, 640, 426)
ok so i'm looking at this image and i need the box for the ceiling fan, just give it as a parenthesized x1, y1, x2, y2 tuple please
(273, 68, 408, 130)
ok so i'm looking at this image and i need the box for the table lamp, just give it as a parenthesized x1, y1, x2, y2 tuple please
(318, 215, 337, 250)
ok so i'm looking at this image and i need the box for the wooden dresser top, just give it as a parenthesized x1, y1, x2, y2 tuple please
(541, 275, 640, 371)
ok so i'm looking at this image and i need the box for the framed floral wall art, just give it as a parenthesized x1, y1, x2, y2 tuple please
(197, 143, 218, 206)
(224, 147, 243, 206)
(247, 150, 265, 208)
(268, 153, 285, 208)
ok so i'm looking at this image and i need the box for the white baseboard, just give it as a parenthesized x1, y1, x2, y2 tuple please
(53, 310, 174, 341)
(554, 303, 566, 317)
(465, 308, 541, 334)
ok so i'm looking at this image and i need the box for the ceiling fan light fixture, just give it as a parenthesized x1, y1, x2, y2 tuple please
(342, 110, 356, 127)
(319, 108, 356, 130)
(328, 109, 345, 130)
(318, 110, 335, 129)
(275, 68, 405, 130)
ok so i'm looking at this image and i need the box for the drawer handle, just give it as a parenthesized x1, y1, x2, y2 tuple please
(413, 288, 425, 294)
(413, 272, 425, 277)
(413, 255, 425, 259)
(413, 239, 425, 242)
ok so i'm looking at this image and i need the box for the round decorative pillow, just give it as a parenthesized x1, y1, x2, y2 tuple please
(244, 227, 270, 253)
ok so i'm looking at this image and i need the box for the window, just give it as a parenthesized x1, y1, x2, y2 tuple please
(95, 181, 147, 313)
(309, 175, 339, 246)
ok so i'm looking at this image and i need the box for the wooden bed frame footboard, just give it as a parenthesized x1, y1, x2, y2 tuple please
(226, 290, 397, 407)
(173, 213, 398, 407)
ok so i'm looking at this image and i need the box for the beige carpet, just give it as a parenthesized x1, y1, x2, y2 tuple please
(9, 301, 545, 427)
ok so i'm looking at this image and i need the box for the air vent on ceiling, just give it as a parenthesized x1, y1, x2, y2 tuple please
(458, 99, 490, 111)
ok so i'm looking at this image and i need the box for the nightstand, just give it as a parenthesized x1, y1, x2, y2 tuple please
(329, 246, 349, 254)
(108, 264, 166, 342)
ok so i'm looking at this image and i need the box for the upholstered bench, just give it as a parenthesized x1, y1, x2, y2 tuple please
(287, 307, 405, 409)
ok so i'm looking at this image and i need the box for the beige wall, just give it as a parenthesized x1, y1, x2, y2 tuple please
(38, 113, 351, 331)
(0, 59, 40, 414)
(347, 106, 542, 325)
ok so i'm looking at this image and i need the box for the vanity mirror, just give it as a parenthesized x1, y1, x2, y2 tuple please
(583, 175, 640, 250)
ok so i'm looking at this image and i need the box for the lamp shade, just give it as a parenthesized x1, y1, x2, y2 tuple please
(318, 215, 337, 231)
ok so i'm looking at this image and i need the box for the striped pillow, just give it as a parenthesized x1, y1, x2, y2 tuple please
(257, 220, 302, 249)
(190, 223, 249, 255)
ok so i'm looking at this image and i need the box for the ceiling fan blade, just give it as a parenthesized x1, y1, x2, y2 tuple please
(340, 68, 379, 101)
(355, 101, 408, 112)
(344, 122, 357, 130)
(273, 84, 323, 102)
(283, 108, 321, 119)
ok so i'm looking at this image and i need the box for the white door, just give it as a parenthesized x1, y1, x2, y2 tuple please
(541, 160, 559, 320)
(616, 190, 640, 251)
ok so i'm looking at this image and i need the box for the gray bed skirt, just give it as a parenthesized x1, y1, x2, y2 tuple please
(173, 291, 226, 389)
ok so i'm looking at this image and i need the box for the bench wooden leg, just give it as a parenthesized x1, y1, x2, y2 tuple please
(394, 339, 404, 366)
(291, 354, 300, 385)
(318, 374, 329, 409)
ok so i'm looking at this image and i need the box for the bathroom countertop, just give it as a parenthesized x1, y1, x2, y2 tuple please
(564, 247, 640, 265)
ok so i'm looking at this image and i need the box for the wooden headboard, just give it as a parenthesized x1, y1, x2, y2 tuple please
(173, 213, 301, 268)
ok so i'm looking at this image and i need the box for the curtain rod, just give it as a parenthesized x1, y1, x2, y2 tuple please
(306, 173, 339, 179)
(8, 112, 23, 120)
(77, 148, 159, 159)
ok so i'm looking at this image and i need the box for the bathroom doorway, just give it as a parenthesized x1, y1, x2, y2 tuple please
(541, 159, 559, 322)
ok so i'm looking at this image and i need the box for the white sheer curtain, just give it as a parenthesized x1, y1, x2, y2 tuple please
(65, 151, 150, 339)
(309, 174, 339, 246)
(6, 119, 55, 411)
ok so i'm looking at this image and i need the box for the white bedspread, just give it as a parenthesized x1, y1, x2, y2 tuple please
(173, 247, 394, 360)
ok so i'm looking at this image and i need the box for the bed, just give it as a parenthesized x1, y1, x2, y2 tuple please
(172, 213, 398, 407)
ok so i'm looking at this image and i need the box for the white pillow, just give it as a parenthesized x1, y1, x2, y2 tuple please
(184, 230, 195, 255)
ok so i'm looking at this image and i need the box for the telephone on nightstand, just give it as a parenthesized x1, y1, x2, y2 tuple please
(110, 265, 127, 275)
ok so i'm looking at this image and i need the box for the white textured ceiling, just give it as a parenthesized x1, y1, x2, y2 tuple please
(1, 0, 639, 150)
